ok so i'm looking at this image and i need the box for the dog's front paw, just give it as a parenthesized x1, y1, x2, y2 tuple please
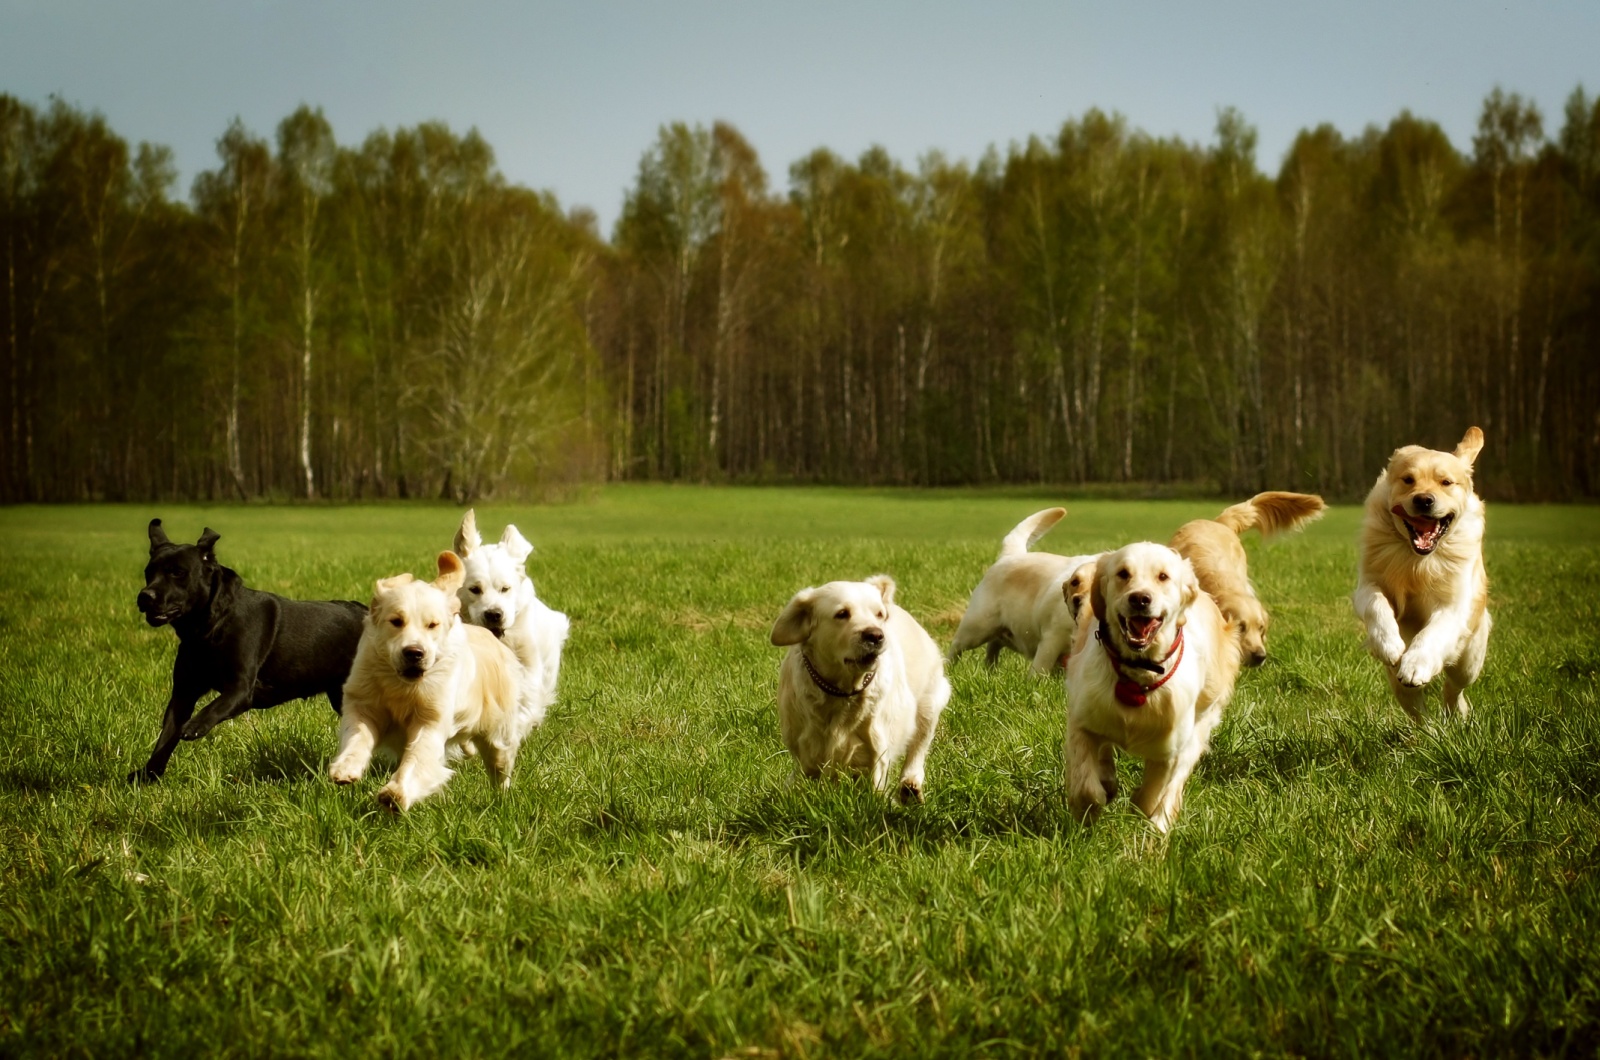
(127, 766, 161, 785)
(1365, 627, 1405, 667)
(897, 779, 924, 806)
(328, 762, 362, 786)
(1396, 647, 1443, 689)
(375, 785, 408, 813)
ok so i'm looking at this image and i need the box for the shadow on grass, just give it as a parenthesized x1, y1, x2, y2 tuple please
(240, 732, 327, 785)
(1203, 721, 1414, 785)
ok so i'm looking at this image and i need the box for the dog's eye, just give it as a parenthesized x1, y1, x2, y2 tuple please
(469, 586, 482, 595)
(1402, 475, 1415, 485)
(498, 586, 510, 594)
(389, 617, 404, 628)
(426, 621, 439, 630)
(1239, 622, 1248, 633)
(1116, 569, 1130, 581)
(1440, 478, 1453, 487)
(835, 608, 850, 620)
(1158, 572, 1170, 582)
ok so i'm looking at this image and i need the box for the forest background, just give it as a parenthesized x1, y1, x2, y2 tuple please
(2, 86, 1597, 503)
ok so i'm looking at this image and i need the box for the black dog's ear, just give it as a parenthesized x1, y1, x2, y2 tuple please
(196, 527, 220, 563)
(148, 519, 170, 554)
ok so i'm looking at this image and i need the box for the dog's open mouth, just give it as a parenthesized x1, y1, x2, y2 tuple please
(847, 651, 880, 668)
(1120, 613, 1163, 650)
(400, 664, 427, 680)
(143, 610, 179, 627)
(1392, 506, 1454, 555)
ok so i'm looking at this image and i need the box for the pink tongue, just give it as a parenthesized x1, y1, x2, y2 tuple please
(1130, 617, 1158, 640)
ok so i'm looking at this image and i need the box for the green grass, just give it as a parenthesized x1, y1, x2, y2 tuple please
(2, 486, 1599, 1057)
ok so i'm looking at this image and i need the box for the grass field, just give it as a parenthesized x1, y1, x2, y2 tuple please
(2, 486, 1598, 1057)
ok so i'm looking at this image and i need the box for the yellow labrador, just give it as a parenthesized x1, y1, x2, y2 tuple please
(948, 507, 1100, 673)
(771, 575, 950, 803)
(1065, 542, 1240, 832)
(1169, 491, 1325, 667)
(330, 551, 523, 811)
(1352, 426, 1490, 721)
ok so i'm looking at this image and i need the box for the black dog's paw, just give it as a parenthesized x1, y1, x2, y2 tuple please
(179, 715, 215, 741)
(127, 766, 161, 785)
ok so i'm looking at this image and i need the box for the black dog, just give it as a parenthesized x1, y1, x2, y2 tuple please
(130, 519, 367, 783)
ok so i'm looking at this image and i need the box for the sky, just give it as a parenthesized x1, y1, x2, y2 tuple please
(3, 0, 1595, 236)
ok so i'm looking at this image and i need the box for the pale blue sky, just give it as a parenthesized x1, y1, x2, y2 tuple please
(3, 0, 1595, 234)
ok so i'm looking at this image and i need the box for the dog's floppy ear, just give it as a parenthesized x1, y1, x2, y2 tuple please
(196, 528, 220, 563)
(500, 524, 533, 565)
(147, 518, 170, 554)
(1454, 426, 1485, 467)
(771, 588, 818, 646)
(1090, 560, 1108, 622)
(434, 550, 466, 595)
(454, 509, 482, 558)
(865, 574, 896, 610)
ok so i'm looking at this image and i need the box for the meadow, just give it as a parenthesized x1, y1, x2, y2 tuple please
(1, 486, 1598, 1057)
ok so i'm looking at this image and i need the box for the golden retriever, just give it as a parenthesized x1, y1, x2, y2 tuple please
(330, 551, 524, 811)
(1065, 542, 1240, 833)
(1169, 491, 1325, 667)
(1352, 426, 1490, 721)
(948, 508, 1101, 673)
(771, 575, 950, 803)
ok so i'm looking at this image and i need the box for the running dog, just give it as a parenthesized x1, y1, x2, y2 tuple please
(453, 509, 569, 738)
(771, 575, 950, 803)
(330, 551, 524, 811)
(1169, 492, 1325, 667)
(1352, 427, 1490, 721)
(948, 508, 1100, 673)
(1065, 542, 1240, 832)
(130, 519, 365, 783)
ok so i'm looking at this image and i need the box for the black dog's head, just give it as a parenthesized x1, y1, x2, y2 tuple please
(137, 520, 221, 628)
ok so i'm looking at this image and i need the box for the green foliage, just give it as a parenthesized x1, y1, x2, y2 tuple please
(1, 488, 1598, 1055)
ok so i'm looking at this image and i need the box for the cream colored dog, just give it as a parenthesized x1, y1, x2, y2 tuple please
(1352, 426, 1490, 721)
(453, 509, 569, 738)
(1065, 542, 1240, 833)
(771, 575, 950, 803)
(948, 508, 1101, 673)
(330, 551, 524, 811)
(1169, 491, 1325, 667)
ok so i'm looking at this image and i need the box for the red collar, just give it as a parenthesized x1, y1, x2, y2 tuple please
(1097, 622, 1184, 707)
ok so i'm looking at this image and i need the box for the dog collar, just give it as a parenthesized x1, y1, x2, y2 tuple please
(799, 650, 874, 698)
(1097, 621, 1184, 707)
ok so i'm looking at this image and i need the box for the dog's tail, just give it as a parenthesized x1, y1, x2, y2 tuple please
(998, 508, 1067, 559)
(1214, 491, 1327, 538)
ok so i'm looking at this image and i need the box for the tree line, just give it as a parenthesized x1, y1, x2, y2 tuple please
(3, 88, 1597, 502)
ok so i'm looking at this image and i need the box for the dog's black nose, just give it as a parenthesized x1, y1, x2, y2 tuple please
(401, 646, 425, 664)
(1248, 651, 1267, 668)
(860, 627, 884, 647)
(1128, 591, 1152, 612)
(483, 609, 503, 626)
(136, 589, 155, 612)
(1414, 494, 1435, 512)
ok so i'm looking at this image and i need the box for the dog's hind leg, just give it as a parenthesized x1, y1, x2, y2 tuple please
(1443, 612, 1491, 719)
(1384, 666, 1428, 724)
(129, 667, 207, 783)
(473, 736, 517, 792)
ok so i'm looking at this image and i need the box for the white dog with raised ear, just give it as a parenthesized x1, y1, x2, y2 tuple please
(770, 575, 950, 803)
(1064, 542, 1240, 833)
(453, 509, 570, 738)
(330, 551, 525, 811)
